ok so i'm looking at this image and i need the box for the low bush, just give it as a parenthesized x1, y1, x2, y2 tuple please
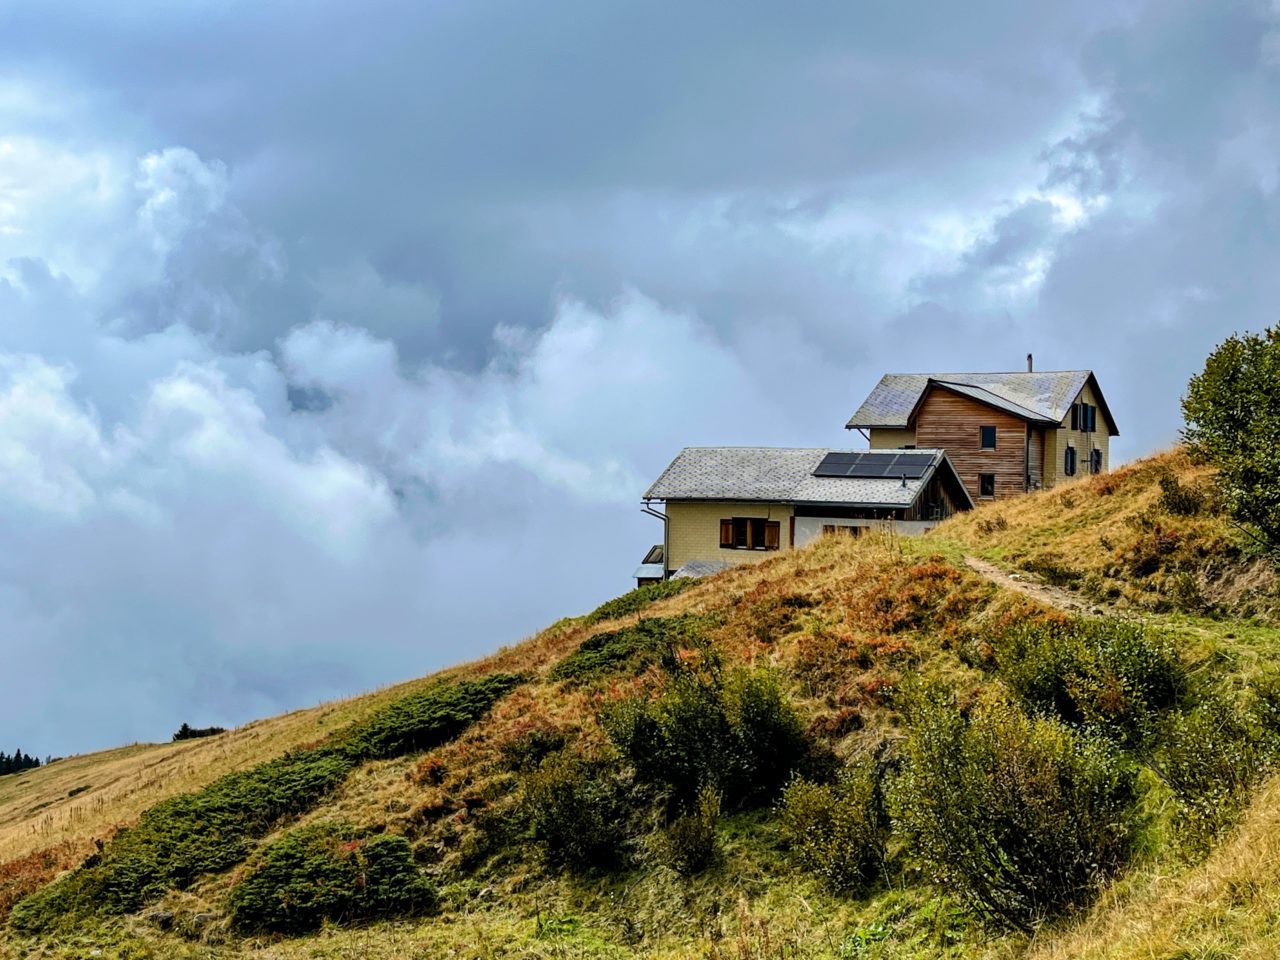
(523, 751, 632, 871)
(10, 674, 520, 933)
(584, 578, 699, 624)
(601, 657, 814, 811)
(1151, 691, 1279, 853)
(339, 673, 523, 760)
(993, 619, 1186, 746)
(550, 615, 707, 684)
(0, 843, 79, 923)
(229, 821, 435, 934)
(1157, 471, 1205, 517)
(660, 786, 720, 876)
(890, 690, 1137, 930)
(779, 760, 886, 894)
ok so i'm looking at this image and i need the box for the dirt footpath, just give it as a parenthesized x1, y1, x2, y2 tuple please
(963, 555, 1120, 618)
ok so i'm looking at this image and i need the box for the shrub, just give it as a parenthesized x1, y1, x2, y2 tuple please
(550, 616, 707, 684)
(584, 578, 699, 624)
(993, 619, 1186, 746)
(890, 690, 1137, 930)
(171, 723, 227, 742)
(1157, 471, 1205, 517)
(228, 821, 435, 934)
(1182, 325, 1280, 551)
(10, 674, 520, 933)
(660, 786, 720, 876)
(779, 760, 886, 894)
(339, 673, 523, 760)
(602, 659, 812, 811)
(0, 842, 79, 923)
(523, 751, 632, 871)
(1151, 692, 1278, 853)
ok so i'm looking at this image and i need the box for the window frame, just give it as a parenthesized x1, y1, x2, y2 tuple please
(719, 516, 781, 551)
(980, 425, 997, 450)
(1065, 445, 1077, 476)
(979, 473, 996, 498)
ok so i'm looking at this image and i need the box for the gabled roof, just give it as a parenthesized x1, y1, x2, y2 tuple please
(846, 370, 1119, 436)
(643, 447, 973, 511)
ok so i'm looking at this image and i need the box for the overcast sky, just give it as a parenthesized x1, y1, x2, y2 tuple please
(2, 0, 1278, 754)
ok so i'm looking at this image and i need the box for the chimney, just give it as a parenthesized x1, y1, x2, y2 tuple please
(1027, 353, 1034, 373)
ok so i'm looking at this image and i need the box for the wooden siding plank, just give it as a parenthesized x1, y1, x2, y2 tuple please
(914, 389, 1027, 501)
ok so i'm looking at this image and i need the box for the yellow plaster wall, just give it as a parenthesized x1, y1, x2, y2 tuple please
(868, 428, 918, 449)
(665, 500, 794, 571)
(1045, 380, 1112, 487)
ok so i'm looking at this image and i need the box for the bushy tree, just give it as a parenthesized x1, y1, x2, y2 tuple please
(1182, 325, 1280, 551)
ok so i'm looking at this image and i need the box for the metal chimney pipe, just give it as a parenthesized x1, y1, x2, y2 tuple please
(1027, 353, 1034, 372)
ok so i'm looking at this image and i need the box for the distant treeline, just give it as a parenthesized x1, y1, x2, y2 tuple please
(0, 750, 41, 776)
(172, 723, 227, 742)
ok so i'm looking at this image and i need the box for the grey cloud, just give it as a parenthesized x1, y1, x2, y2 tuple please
(1, 0, 1279, 755)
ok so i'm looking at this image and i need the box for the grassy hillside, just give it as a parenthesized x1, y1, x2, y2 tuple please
(2, 447, 1279, 960)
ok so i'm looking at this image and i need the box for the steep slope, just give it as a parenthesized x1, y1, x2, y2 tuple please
(0, 447, 1277, 960)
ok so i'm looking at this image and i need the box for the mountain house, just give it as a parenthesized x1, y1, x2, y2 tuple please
(636, 447, 972, 582)
(635, 359, 1118, 585)
(845, 362, 1118, 501)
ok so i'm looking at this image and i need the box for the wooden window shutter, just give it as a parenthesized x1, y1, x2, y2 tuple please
(719, 519, 734, 548)
(764, 521, 780, 550)
(1070, 404, 1079, 430)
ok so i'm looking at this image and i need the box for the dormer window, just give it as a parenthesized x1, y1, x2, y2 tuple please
(980, 426, 997, 450)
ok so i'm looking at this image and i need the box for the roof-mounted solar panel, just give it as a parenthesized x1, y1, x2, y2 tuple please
(813, 451, 935, 480)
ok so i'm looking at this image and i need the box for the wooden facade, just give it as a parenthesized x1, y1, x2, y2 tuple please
(914, 388, 1032, 501)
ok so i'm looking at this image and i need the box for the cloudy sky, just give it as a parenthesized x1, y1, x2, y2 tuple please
(1, 1, 1277, 754)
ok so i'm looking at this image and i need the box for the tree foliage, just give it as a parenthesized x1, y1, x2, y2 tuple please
(1182, 325, 1280, 551)
(0, 751, 40, 776)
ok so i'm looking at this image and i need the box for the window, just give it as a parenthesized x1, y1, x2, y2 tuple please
(719, 517, 781, 551)
(1065, 446, 1077, 476)
(980, 425, 997, 450)
(1091, 448, 1103, 474)
(979, 473, 996, 498)
(1072, 402, 1098, 432)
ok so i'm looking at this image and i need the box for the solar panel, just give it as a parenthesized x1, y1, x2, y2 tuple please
(813, 451, 934, 480)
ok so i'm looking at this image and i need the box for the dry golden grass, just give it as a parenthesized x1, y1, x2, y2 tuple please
(939, 446, 1279, 621)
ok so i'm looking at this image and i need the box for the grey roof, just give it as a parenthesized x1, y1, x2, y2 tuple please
(846, 370, 1118, 436)
(633, 563, 665, 580)
(644, 447, 972, 510)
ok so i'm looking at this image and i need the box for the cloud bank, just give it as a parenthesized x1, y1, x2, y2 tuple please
(0, 0, 1278, 752)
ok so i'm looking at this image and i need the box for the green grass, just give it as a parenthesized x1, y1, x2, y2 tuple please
(8, 673, 521, 933)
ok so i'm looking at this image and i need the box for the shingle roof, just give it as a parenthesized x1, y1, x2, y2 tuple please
(846, 370, 1117, 435)
(643, 447, 971, 509)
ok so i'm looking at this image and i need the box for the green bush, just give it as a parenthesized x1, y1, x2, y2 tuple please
(550, 615, 707, 684)
(584, 578, 699, 624)
(659, 786, 720, 876)
(601, 658, 812, 811)
(10, 674, 520, 933)
(1151, 692, 1278, 853)
(779, 760, 886, 894)
(339, 673, 523, 760)
(993, 619, 1186, 745)
(228, 821, 435, 934)
(890, 690, 1137, 930)
(1157, 471, 1205, 517)
(523, 752, 632, 871)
